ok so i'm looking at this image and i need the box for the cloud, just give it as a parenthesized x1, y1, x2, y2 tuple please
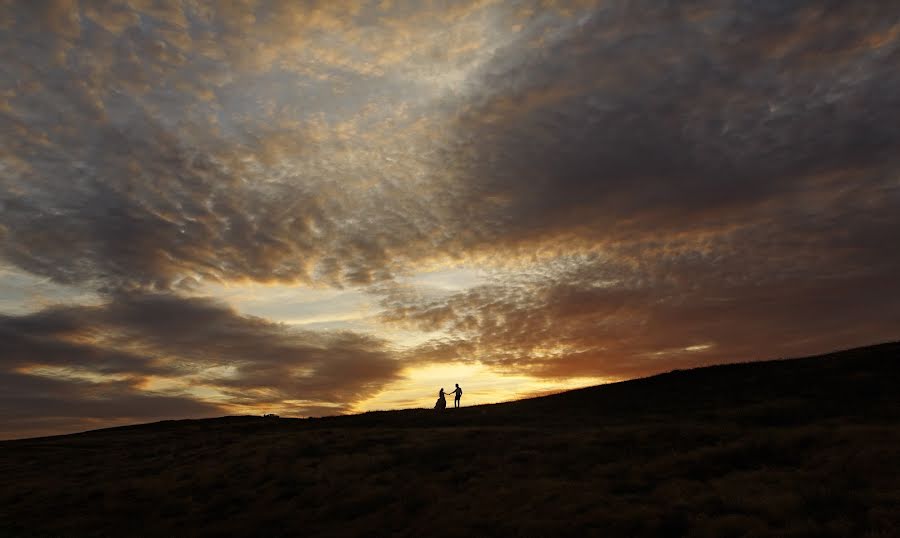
(382, 192, 900, 379)
(433, 0, 900, 253)
(0, 1, 640, 294)
(0, 371, 223, 440)
(2, 1, 900, 436)
(364, 1, 900, 380)
(6, 3, 899, 289)
(0, 293, 402, 438)
(0, 0, 514, 292)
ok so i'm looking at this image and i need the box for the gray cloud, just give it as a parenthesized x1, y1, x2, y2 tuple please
(0, 371, 223, 440)
(369, 1, 900, 378)
(436, 1, 900, 251)
(0, 293, 402, 438)
(2, 2, 899, 292)
(2, 1, 900, 437)
(1, 0, 474, 291)
(382, 197, 900, 379)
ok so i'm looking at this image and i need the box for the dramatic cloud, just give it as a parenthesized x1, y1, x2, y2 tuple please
(0, 372, 223, 440)
(382, 223, 900, 380)
(1, 0, 489, 291)
(1, 1, 899, 437)
(440, 1, 900, 251)
(372, 0, 900, 377)
(0, 293, 401, 437)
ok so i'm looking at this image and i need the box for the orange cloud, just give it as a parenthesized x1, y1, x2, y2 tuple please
(2, 0, 900, 438)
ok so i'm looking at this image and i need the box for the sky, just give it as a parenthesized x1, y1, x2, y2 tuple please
(1, 1, 899, 439)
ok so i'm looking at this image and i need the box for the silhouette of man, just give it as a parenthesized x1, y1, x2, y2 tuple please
(450, 383, 462, 408)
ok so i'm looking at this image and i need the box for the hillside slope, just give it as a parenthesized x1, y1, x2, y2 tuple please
(328, 341, 900, 428)
(1, 342, 899, 537)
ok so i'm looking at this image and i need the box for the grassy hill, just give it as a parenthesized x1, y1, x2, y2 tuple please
(2, 342, 899, 537)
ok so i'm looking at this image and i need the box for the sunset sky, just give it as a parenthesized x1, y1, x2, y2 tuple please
(2, 1, 899, 439)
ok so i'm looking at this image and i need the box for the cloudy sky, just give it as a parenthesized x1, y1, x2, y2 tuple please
(1, 0, 899, 439)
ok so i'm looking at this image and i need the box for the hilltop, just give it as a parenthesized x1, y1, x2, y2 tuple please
(1, 342, 899, 537)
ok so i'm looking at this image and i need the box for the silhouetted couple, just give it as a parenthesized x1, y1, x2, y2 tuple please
(435, 384, 462, 410)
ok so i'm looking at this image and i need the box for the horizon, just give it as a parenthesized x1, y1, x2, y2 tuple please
(3, 1, 900, 440)
(6, 339, 897, 442)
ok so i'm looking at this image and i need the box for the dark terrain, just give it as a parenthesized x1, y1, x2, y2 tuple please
(2, 342, 899, 537)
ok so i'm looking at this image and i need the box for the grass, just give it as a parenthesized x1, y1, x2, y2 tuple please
(1, 342, 898, 537)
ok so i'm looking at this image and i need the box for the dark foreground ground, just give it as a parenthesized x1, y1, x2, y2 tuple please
(2, 343, 899, 537)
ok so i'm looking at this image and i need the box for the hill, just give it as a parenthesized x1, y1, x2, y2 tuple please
(2, 342, 899, 537)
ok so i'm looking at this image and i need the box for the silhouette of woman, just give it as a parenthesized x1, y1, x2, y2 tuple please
(434, 387, 447, 410)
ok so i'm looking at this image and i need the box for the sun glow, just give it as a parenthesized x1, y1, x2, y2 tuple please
(353, 361, 612, 413)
